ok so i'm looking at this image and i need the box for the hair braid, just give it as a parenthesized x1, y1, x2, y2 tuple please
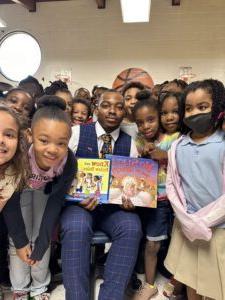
(205, 79, 225, 121)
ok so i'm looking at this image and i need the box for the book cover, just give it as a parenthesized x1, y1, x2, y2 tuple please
(66, 158, 111, 204)
(106, 155, 158, 208)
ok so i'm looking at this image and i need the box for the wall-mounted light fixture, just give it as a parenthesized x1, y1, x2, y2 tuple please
(120, 0, 151, 23)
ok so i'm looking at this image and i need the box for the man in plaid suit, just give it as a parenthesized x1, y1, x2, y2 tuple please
(61, 90, 142, 300)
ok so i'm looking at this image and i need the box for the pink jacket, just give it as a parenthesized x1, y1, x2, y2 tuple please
(166, 136, 225, 241)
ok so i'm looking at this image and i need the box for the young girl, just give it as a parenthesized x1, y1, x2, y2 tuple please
(19, 76, 44, 101)
(71, 98, 92, 125)
(121, 81, 145, 138)
(165, 79, 225, 300)
(74, 87, 91, 101)
(4, 88, 35, 119)
(160, 92, 183, 135)
(133, 90, 180, 300)
(91, 85, 108, 121)
(122, 81, 145, 124)
(0, 105, 28, 300)
(158, 92, 187, 298)
(7, 96, 76, 300)
(44, 80, 73, 116)
(159, 79, 188, 96)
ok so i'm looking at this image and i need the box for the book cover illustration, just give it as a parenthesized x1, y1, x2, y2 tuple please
(106, 155, 158, 208)
(66, 158, 111, 204)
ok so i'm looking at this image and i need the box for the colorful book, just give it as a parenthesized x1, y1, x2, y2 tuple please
(66, 158, 111, 204)
(106, 155, 158, 208)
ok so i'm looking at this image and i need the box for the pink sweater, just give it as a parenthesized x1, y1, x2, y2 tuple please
(28, 146, 67, 189)
(166, 136, 225, 241)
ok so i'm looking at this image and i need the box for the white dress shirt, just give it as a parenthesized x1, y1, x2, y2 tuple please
(69, 121, 138, 158)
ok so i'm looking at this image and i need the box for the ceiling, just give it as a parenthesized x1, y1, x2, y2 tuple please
(0, 0, 181, 12)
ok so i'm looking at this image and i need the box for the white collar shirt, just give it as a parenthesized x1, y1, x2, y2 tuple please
(69, 121, 138, 158)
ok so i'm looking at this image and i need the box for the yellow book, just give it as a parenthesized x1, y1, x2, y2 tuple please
(66, 158, 111, 204)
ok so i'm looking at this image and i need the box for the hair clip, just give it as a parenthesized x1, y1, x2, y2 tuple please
(217, 112, 225, 120)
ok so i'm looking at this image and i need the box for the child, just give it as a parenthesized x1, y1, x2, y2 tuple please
(74, 87, 91, 101)
(0, 105, 28, 299)
(7, 96, 76, 300)
(75, 171, 86, 192)
(159, 92, 183, 136)
(133, 90, 179, 300)
(17, 115, 32, 146)
(0, 104, 28, 213)
(83, 173, 94, 194)
(91, 85, 109, 121)
(121, 81, 145, 138)
(44, 80, 73, 116)
(122, 81, 145, 124)
(71, 98, 92, 125)
(4, 88, 35, 119)
(165, 79, 225, 300)
(91, 85, 108, 109)
(159, 79, 188, 96)
(158, 92, 187, 298)
(93, 175, 101, 194)
(19, 76, 44, 101)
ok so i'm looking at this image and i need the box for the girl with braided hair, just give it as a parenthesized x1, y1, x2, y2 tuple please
(165, 79, 225, 300)
(159, 79, 188, 96)
(44, 80, 72, 116)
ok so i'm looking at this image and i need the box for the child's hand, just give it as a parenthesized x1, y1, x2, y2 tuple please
(30, 259, 39, 266)
(150, 147, 168, 161)
(16, 244, 34, 265)
(142, 143, 155, 157)
(121, 196, 135, 211)
(79, 196, 98, 211)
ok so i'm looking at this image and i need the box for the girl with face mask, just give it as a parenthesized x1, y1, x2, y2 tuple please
(164, 79, 225, 300)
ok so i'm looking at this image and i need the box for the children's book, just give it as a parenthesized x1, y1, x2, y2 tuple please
(66, 158, 111, 204)
(106, 155, 158, 208)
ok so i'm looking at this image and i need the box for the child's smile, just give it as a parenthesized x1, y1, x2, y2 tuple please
(135, 106, 159, 141)
(0, 111, 18, 166)
(161, 96, 179, 134)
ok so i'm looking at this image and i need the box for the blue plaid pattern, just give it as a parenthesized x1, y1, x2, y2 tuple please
(61, 205, 142, 300)
(62, 123, 140, 299)
(76, 123, 132, 158)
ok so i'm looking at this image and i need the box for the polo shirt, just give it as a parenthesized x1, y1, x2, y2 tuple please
(176, 130, 225, 225)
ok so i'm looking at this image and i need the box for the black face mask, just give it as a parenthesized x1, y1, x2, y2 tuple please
(184, 112, 213, 134)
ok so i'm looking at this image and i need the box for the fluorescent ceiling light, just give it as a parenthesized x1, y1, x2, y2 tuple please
(120, 0, 151, 23)
(0, 18, 7, 28)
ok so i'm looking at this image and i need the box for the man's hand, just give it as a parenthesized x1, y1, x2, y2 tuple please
(16, 244, 36, 265)
(79, 197, 98, 211)
(121, 196, 135, 211)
